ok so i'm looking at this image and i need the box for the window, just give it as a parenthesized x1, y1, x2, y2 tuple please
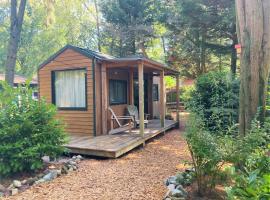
(109, 80, 127, 105)
(52, 69, 87, 110)
(153, 84, 159, 101)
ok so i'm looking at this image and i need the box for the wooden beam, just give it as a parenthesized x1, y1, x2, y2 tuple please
(148, 74, 153, 118)
(101, 63, 108, 135)
(160, 70, 165, 127)
(138, 62, 144, 137)
(129, 68, 134, 105)
(176, 75, 180, 128)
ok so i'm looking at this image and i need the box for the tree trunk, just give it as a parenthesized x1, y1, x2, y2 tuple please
(236, 0, 270, 135)
(5, 0, 27, 86)
(93, 0, 101, 52)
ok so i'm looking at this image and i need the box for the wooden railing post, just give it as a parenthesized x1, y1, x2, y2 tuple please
(160, 70, 165, 127)
(129, 68, 134, 105)
(101, 63, 108, 135)
(138, 62, 144, 137)
(176, 75, 180, 128)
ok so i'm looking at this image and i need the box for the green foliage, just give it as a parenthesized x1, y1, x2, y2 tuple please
(187, 71, 239, 133)
(226, 146, 270, 200)
(185, 114, 226, 195)
(0, 82, 68, 176)
(180, 85, 195, 103)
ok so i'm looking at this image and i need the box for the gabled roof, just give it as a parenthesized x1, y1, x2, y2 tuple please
(38, 44, 179, 75)
(39, 44, 115, 69)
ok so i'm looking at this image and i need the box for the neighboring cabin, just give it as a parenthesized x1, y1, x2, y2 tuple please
(38, 44, 179, 137)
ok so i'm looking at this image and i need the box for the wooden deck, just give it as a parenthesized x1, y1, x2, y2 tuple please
(65, 120, 178, 158)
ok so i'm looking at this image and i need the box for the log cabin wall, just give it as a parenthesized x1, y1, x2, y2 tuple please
(38, 48, 95, 136)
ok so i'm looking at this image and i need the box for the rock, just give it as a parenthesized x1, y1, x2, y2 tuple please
(11, 188, 18, 196)
(34, 179, 45, 185)
(21, 179, 27, 185)
(26, 177, 38, 186)
(37, 173, 45, 179)
(0, 184, 6, 192)
(56, 169, 62, 176)
(13, 180, 22, 188)
(167, 184, 175, 191)
(166, 176, 177, 186)
(175, 185, 188, 197)
(72, 156, 77, 160)
(61, 166, 68, 174)
(42, 156, 50, 163)
(68, 160, 77, 166)
(73, 165, 77, 170)
(77, 155, 83, 159)
(0, 192, 3, 197)
(185, 167, 195, 173)
(68, 167, 74, 172)
(43, 170, 58, 181)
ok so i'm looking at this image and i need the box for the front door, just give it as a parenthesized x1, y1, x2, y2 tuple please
(134, 77, 148, 113)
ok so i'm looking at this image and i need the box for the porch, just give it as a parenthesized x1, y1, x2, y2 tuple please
(65, 119, 177, 158)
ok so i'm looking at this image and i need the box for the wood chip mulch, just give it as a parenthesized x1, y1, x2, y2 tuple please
(5, 128, 191, 200)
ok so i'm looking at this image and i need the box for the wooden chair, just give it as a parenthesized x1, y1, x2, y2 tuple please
(108, 107, 133, 135)
(127, 105, 149, 128)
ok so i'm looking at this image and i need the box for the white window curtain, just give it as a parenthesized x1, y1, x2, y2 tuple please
(55, 69, 86, 108)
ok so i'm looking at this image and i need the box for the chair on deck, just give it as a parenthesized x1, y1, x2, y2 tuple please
(127, 105, 149, 128)
(108, 107, 133, 135)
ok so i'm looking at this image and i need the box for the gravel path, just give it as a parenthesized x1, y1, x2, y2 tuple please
(6, 129, 190, 200)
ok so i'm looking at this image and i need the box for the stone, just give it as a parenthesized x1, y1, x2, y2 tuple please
(43, 170, 58, 181)
(175, 185, 188, 197)
(56, 169, 62, 176)
(68, 167, 74, 172)
(76, 155, 83, 160)
(26, 177, 38, 186)
(68, 160, 77, 166)
(34, 179, 45, 185)
(0, 192, 3, 197)
(185, 167, 195, 173)
(0, 184, 6, 192)
(72, 156, 77, 160)
(42, 156, 50, 163)
(21, 179, 27, 185)
(166, 176, 177, 186)
(61, 166, 68, 174)
(167, 184, 175, 191)
(171, 186, 188, 198)
(13, 180, 22, 188)
(11, 188, 18, 196)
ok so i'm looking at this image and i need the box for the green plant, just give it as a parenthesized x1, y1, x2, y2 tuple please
(185, 114, 226, 196)
(180, 85, 195, 104)
(187, 71, 239, 133)
(226, 145, 270, 200)
(0, 82, 68, 176)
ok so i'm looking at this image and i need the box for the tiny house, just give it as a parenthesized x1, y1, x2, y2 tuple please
(38, 45, 180, 157)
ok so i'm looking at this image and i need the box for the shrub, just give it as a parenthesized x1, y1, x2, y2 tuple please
(226, 145, 270, 200)
(187, 71, 239, 133)
(185, 114, 226, 196)
(0, 82, 68, 176)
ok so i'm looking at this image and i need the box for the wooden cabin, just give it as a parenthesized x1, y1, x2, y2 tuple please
(38, 45, 180, 157)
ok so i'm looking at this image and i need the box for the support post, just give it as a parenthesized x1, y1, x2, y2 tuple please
(138, 62, 144, 137)
(176, 75, 180, 128)
(129, 68, 134, 105)
(160, 70, 165, 127)
(101, 64, 108, 135)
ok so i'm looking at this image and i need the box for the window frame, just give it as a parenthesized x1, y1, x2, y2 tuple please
(153, 84, 159, 101)
(109, 79, 128, 105)
(51, 67, 88, 111)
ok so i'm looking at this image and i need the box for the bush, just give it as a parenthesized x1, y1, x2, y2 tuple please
(187, 71, 239, 133)
(185, 114, 226, 196)
(0, 82, 68, 176)
(226, 145, 270, 200)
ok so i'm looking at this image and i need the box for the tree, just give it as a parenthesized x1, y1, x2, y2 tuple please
(100, 0, 158, 57)
(5, 0, 27, 86)
(161, 0, 237, 77)
(236, 0, 270, 135)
